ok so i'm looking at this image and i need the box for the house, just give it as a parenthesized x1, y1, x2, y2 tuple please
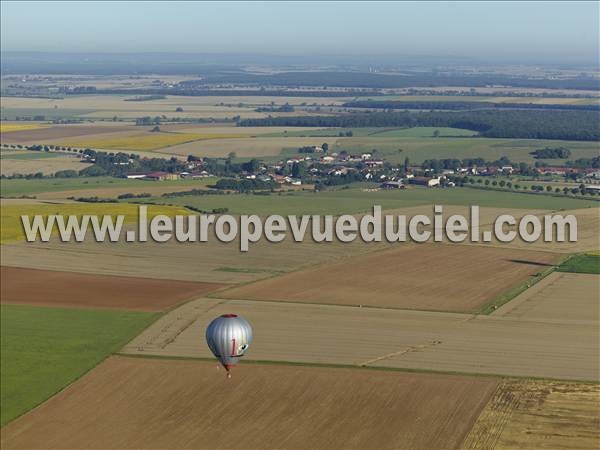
(321, 156, 335, 164)
(144, 171, 179, 181)
(501, 166, 514, 174)
(363, 159, 384, 167)
(409, 176, 440, 187)
(381, 180, 405, 189)
(361, 153, 372, 160)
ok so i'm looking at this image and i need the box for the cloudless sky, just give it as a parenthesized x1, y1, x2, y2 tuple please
(1, 1, 598, 64)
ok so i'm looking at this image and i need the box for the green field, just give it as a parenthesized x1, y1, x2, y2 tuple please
(137, 185, 598, 216)
(0, 176, 215, 197)
(557, 253, 600, 274)
(0, 305, 157, 426)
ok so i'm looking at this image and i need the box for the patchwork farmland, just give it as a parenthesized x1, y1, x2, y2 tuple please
(1, 85, 599, 449)
(0, 356, 499, 450)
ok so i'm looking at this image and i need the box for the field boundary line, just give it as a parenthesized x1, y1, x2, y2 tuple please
(113, 353, 600, 384)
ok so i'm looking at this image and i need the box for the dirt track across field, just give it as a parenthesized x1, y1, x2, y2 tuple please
(122, 297, 599, 381)
(0, 356, 498, 450)
(0, 266, 226, 311)
(218, 245, 562, 312)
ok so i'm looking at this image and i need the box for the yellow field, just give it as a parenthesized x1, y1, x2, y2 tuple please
(0, 123, 48, 133)
(462, 380, 600, 450)
(59, 132, 251, 151)
(0, 203, 189, 243)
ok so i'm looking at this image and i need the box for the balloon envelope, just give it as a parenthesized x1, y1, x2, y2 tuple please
(206, 314, 253, 370)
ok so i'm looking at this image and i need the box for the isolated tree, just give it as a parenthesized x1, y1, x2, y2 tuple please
(322, 143, 329, 153)
(433, 129, 440, 138)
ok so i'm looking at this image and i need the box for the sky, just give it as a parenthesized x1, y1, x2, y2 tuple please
(1, 1, 598, 64)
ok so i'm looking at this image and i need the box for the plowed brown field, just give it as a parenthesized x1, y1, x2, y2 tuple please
(219, 244, 562, 312)
(0, 266, 226, 311)
(0, 356, 499, 450)
(0, 124, 131, 144)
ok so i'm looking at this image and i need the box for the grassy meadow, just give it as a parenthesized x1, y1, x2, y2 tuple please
(558, 253, 600, 274)
(0, 176, 214, 197)
(0, 304, 157, 425)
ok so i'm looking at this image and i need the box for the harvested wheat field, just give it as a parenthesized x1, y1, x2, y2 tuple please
(494, 272, 600, 322)
(0, 355, 499, 450)
(123, 298, 599, 381)
(0, 156, 85, 176)
(0, 228, 388, 283)
(0, 266, 226, 311)
(462, 380, 600, 450)
(218, 244, 563, 312)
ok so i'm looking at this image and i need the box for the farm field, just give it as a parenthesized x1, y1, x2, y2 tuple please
(0, 94, 349, 121)
(217, 244, 562, 312)
(494, 272, 600, 322)
(136, 133, 600, 163)
(0, 355, 499, 450)
(0, 122, 132, 144)
(158, 135, 331, 157)
(0, 153, 84, 176)
(122, 297, 600, 380)
(375, 94, 600, 105)
(0, 122, 50, 133)
(142, 186, 600, 215)
(0, 266, 226, 311)
(56, 131, 252, 151)
(2, 203, 597, 283)
(0, 305, 157, 426)
(0, 223, 386, 283)
(462, 380, 600, 450)
(557, 253, 600, 274)
(0, 175, 215, 197)
(0, 203, 189, 243)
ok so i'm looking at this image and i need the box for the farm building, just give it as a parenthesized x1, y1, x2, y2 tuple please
(126, 173, 149, 179)
(381, 181, 405, 189)
(144, 171, 179, 181)
(409, 176, 440, 187)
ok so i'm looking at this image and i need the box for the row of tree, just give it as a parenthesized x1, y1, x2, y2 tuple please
(240, 109, 600, 141)
(343, 100, 600, 112)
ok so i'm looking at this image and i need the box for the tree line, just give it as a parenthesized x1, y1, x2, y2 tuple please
(343, 100, 600, 112)
(239, 109, 600, 141)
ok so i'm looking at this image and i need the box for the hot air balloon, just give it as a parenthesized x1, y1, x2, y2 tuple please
(206, 314, 253, 377)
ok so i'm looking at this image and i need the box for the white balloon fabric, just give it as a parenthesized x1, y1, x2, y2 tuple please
(206, 314, 253, 372)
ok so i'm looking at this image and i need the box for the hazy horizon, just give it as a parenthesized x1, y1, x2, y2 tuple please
(1, 1, 599, 66)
